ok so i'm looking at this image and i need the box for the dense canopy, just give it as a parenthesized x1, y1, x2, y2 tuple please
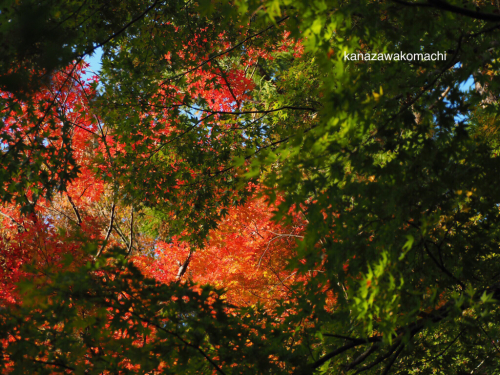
(2, 0, 500, 374)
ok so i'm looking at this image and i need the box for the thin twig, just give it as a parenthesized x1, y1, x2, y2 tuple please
(311, 336, 382, 370)
(381, 344, 405, 375)
(67, 194, 82, 225)
(162, 16, 290, 85)
(95, 202, 116, 259)
(0, 210, 23, 231)
(126, 207, 134, 256)
(423, 241, 465, 290)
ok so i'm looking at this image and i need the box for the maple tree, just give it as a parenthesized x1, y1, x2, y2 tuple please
(3, 0, 500, 374)
(136, 193, 312, 309)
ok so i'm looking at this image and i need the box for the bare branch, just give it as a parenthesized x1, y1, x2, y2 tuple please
(381, 344, 405, 375)
(353, 341, 402, 375)
(95, 202, 116, 259)
(311, 336, 382, 370)
(392, 0, 500, 22)
(67, 194, 82, 225)
(0, 210, 23, 231)
(77, 0, 163, 61)
(163, 17, 290, 85)
(423, 241, 465, 290)
(428, 0, 500, 22)
(213, 59, 241, 108)
(30, 359, 75, 371)
(176, 249, 193, 280)
(345, 343, 379, 372)
(126, 207, 134, 256)
(420, 329, 464, 364)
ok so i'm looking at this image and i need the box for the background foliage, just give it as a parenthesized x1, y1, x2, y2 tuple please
(2, 0, 500, 373)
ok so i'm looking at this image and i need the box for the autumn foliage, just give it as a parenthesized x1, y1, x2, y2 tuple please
(4, 1, 500, 374)
(0, 23, 314, 373)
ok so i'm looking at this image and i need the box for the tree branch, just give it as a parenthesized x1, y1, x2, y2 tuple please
(126, 207, 134, 256)
(0, 210, 23, 231)
(213, 59, 241, 108)
(311, 336, 382, 369)
(77, 0, 163, 61)
(420, 329, 464, 364)
(344, 343, 379, 372)
(381, 343, 405, 375)
(392, 0, 500, 22)
(353, 341, 403, 375)
(67, 194, 82, 225)
(423, 241, 465, 290)
(95, 202, 116, 259)
(428, 0, 500, 22)
(30, 359, 75, 371)
(164, 16, 290, 85)
(176, 249, 193, 280)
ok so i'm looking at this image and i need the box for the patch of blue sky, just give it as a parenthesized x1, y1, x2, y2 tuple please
(82, 47, 103, 84)
(459, 75, 474, 92)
